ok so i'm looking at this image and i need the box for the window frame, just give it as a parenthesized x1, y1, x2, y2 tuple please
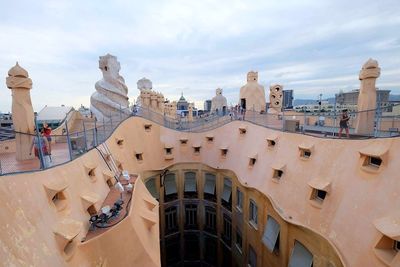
(236, 188, 243, 211)
(249, 199, 258, 228)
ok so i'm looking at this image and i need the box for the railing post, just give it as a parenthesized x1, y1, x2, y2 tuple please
(110, 112, 113, 129)
(82, 120, 88, 151)
(333, 95, 337, 137)
(119, 104, 122, 122)
(64, 117, 73, 161)
(102, 116, 106, 143)
(303, 107, 306, 134)
(94, 119, 98, 147)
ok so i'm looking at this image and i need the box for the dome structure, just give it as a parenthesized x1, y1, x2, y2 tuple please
(177, 93, 189, 110)
(7, 62, 29, 78)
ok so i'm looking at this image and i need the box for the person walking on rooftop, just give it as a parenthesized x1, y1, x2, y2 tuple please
(29, 129, 51, 168)
(42, 122, 52, 161)
(338, 109, 350, 138)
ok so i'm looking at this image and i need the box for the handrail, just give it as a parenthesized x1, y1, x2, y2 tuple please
(1, 103, 400, 175)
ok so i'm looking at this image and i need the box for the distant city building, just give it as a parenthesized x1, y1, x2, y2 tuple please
(204, 100, 212, 112)
(0, 113, 13, 128)
(0, 113, 14, 140)
(176, 93, 189, 111)
(336, 89, 390, 107)
(283, 90, 294, 109)
(37, 105, 74, 128)
(293, 102, 354, 113)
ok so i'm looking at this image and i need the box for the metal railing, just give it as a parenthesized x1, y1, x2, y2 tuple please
(1, 103, 399, 175)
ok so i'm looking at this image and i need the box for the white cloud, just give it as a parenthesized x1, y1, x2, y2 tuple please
(0, 0, 399, 112)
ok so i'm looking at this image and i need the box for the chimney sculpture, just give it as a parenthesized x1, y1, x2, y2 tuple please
(6, 63, 35, 160)
(354, 59, 381, 135)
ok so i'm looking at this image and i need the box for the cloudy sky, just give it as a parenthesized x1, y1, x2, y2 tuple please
(0, 0, 399, 112)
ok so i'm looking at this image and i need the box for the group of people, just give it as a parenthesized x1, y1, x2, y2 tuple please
(229, 105, 246, 120)
(29, 123, 52, 168)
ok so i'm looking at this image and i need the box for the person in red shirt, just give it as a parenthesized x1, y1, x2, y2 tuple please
(42, 122, 52, 156)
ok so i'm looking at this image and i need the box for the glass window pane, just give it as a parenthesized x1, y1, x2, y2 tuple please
(145, 177, 159, 199)
(222, 178, 232, 202)
(250, 199, 258, 224)
(288, 241, 313, 267)
(204, 173, 216, 194)
(248, 245, 257, 267)
(165, 173, 177, 195)
(184, 172, 197, 192)
(262, 216, 280, 252)
(237, 189, 243, 208)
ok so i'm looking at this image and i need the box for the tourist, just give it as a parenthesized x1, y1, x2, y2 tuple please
(338, 109, 350, 138)
(131, 104, 138, 116)
(29, 129, 51, 168)
(42, 122, 52, 158)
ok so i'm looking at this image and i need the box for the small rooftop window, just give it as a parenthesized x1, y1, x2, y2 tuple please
(164, 143, 173, 155)
(302, 149, 311, 158)
(53, 219, 81, 260)
(394, 240, 400, 252)
(271, 162, 285, 183)
(103, 170, 116, 187)
(362, 155, 383, 171)
(135, 152, 143, 161)
(180, 137, 188, 145)
(81, 193, 99, 216)
(311, 189, 327, 202)
(115, 160, 123, 171)
(84, 163, 97, 181)
(239, 126, 247, 135)
(267, 139, 276, 147)
(299, 144, 313, 159)
(273, 169, 283, 179)
(193, 143, 201, 155)
(115, 136, 124, 146)
(248, 154, 257, 167)
(144, 123, 152, 131)
(359, 144, 389, 173)
(369, 156, 382, 167)
(221, 148, 228, 158)
(52, 191, 68, 211)
(43, 180, 69, 212)
(206, 134, 214, 143)
(374, 216, 400, 265)
(308, 177, 331, 208)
